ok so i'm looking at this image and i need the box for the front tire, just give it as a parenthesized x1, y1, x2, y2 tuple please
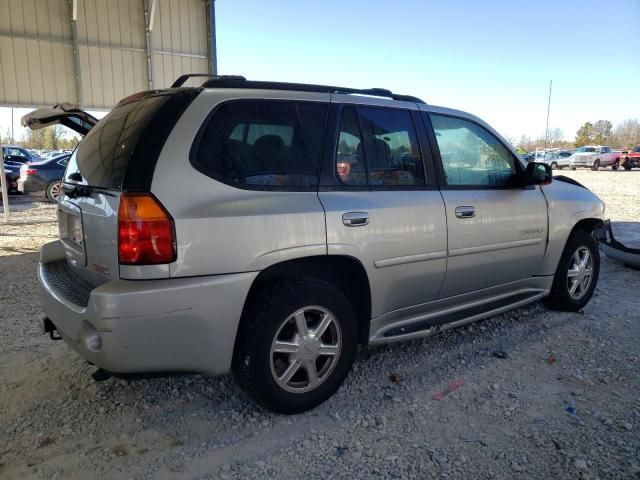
(591, 159, 600, 171)
(544, 229, 600, 312)
(233, 277, 358, 413)
(612, 159, 620, 170)
(550, 162, 558, 170)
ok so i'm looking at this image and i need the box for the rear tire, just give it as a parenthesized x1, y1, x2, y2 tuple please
(591, 160, 600, 171)
(550, 162, 558, 170)
(233, 277, 358, 414)
(544, 229, 600, 312)
(45, 180, 62, 202)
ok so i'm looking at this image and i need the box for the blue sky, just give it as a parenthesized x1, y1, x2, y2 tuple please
(215, 0, 640, 142)
(1, 0, 639, 144)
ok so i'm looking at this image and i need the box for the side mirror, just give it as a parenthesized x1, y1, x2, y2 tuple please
(522, 161, 552, 186)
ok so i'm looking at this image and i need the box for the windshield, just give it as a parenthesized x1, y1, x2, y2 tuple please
(577, 147, 596, 153)
(634, 147, 640, 153)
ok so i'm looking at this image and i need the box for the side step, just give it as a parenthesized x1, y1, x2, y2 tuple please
(371, 289, 547, 344)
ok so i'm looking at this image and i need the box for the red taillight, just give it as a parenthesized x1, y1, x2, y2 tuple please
(336, 162, 351, 177)
(23, 168, 37, 175)
(118, 193, 176, 265)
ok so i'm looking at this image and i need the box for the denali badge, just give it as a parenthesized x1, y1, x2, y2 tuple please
(91, 262, 111, 277)
(521, 227, 543, 236)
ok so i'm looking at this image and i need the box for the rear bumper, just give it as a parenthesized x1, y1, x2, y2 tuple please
(38, 240, 258, 376)
(17, 177, 46, 195)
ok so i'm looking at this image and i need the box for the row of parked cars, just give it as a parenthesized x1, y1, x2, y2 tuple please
(2, 145, 69, 201)
(523, 146, 640, 171)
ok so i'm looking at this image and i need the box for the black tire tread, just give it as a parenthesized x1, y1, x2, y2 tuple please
(544, 228, 599, 312)
(232, 276, 357, 414)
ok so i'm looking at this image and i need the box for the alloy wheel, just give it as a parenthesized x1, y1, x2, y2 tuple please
(270, 306, 342, 393)
(49, 181, 61, 201)
(566, 246, 594, 300)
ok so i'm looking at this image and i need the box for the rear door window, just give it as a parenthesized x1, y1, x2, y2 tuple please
(335, 106, 426, 187)
(192, 101, 328, 189)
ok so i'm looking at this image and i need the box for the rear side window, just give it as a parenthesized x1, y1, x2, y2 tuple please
(193, 101, 328, 189)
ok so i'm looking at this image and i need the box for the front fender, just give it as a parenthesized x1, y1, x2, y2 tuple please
(537, 180, 605, 276)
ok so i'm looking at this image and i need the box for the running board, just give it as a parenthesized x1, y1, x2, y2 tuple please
(369, 289, 548, 345)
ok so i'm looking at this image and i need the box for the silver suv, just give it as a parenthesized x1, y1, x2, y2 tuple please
(33, 76, 605, 413)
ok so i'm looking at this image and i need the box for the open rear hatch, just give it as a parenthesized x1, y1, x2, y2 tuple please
(21, 103, 98, 136)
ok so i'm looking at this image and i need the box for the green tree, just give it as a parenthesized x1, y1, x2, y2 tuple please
(592, 120, 612, 145)
(575, 122, 594, 147)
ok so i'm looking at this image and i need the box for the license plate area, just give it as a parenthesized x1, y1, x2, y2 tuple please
(58, 204, 86, 266)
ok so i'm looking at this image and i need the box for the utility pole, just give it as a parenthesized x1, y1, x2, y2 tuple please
(544, 80, 552, 150)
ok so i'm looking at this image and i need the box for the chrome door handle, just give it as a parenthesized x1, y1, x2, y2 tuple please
(455, 206, 475, 218)
(342, 211, 370, 227)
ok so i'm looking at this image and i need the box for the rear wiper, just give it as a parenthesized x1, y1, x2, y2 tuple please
(62, 182, 92, 198)
(62, 172, 115, 198)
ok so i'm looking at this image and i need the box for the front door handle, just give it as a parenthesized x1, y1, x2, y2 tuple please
(342, 211, 370, 227)
(455, 206, 475, 219)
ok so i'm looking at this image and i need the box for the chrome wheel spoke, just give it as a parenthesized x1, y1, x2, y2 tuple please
(318, 343, 339, 356)
(279, 359, 302, 384)
(580, 250, 591, 269)
(314, 312, 333, 337)
(567, 267, 580, 278)
(294, 311, 309, 336)
(568, 279, 579, 296)
(273, 340, 299, 354)
(305, 361, 319, 387)
(572, 251, 581, 267)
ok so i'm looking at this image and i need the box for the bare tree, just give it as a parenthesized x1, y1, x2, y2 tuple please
(546, 128, 564, 147)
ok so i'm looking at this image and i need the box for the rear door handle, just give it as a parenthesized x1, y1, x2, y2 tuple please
(342, 211, 370, 227)
(455, 206, 475, 218)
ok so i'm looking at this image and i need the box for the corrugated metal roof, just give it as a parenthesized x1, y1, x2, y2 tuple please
(0, 0, 213, 110)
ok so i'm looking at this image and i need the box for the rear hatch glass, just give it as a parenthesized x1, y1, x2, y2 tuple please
(63, 95, 169, 190)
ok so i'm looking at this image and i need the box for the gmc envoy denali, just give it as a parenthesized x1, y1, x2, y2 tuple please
(28, 75, 605, 413)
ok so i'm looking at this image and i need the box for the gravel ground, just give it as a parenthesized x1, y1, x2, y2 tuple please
(1, 170, 639, 480)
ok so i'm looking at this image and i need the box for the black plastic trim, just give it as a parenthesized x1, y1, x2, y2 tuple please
(200, 78, 425, 103)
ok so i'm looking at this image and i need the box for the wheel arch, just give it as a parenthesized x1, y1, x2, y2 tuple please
(239, 255, 372, 345)
(573, 217, 604, 235)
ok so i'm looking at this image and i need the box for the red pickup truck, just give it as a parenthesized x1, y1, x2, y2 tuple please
(622, 146, 640, 170)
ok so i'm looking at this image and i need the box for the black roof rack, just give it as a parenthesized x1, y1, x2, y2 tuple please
(198, 77, 425, 103)
(171, 74, 247, 88)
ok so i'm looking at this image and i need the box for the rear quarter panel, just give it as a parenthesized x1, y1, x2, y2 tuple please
(151, 89, 331, 277)
(537, 180, 605, 276)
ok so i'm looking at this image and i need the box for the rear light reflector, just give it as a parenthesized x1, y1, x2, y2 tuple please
(22, 168, 37, 176)
(118, 193, 176, 265)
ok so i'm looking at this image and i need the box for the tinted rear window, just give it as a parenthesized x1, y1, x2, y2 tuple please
(192, 101, 328, 189)
(64, 96, 169, 189)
